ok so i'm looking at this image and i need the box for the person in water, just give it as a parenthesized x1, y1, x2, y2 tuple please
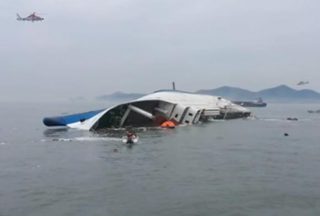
(126, 130, 136, 143)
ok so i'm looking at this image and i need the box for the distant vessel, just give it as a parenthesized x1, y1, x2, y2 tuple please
(307, 109, 320, 114)
(43, 90, 251, 131)
(232, 98, 267, 107)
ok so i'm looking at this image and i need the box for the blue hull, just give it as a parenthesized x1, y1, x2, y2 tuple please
(43, 109, 104, 127)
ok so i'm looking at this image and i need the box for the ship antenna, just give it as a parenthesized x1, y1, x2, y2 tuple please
(172, 81, 176, 91)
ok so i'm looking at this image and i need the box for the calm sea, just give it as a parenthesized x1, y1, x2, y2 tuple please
(1, 101, 320, 216)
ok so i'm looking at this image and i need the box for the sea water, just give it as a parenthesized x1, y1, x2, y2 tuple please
(0, 101, 320, 216)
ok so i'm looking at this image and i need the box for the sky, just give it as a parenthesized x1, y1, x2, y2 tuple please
(1, 0, 320, 101)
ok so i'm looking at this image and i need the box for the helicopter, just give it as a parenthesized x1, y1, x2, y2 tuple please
(17, 12, 44, 22)
(297, 81, 309, 86)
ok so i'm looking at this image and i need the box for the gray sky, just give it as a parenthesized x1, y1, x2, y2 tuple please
(1, 0, 320, 101)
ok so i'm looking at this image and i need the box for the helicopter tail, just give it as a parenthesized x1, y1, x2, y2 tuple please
(16, 13, 22, 20)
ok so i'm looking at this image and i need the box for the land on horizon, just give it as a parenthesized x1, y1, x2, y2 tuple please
(96, 85, 320, 102)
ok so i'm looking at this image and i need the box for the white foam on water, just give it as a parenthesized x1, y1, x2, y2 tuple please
(41, 136, 122, 142)
(258, 117, 314, 123)
(259, 118, 285, 122)
(74, 136, 121, 141)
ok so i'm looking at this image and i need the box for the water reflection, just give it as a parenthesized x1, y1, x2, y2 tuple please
(43, 128, 69, 137)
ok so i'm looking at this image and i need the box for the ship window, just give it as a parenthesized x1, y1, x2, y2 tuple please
(185, 120, 190, 124)
(175, 114, 179, 118)
(188, 113, 193, 116)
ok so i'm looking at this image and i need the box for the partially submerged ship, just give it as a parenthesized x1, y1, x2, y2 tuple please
(43, 90, 251, 131)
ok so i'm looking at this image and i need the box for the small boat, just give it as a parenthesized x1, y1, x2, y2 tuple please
(307, 109, 320, 114)
(122, 136, 139, 144)
(286, 117, 298, 121)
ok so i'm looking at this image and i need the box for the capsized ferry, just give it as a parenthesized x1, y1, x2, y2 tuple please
(43, 90, 251, 131)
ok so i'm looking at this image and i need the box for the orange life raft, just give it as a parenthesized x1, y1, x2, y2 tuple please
(160, 120, 176, 128)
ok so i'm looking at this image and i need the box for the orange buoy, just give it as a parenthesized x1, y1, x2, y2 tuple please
(160, 120, 176, 128)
